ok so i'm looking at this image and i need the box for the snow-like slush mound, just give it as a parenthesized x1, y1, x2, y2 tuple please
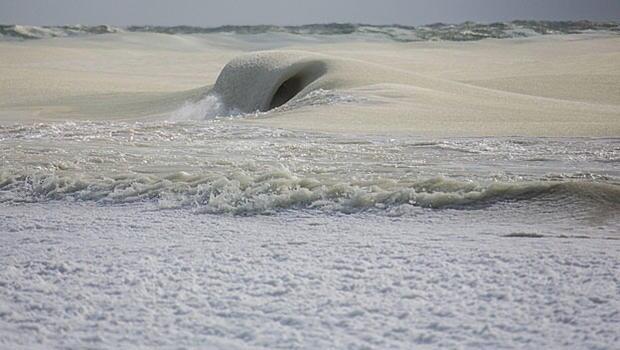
(213, 51, 330, 113)
(211, 50, 411, 113)
(213, 49, 620, 137)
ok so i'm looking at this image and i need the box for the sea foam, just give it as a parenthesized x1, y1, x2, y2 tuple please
(1, 120, 618, 216)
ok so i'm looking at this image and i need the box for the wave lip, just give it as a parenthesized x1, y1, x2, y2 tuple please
(213, 51, 329, 113)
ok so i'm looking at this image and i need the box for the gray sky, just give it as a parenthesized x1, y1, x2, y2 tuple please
(1, 0, 619, 26)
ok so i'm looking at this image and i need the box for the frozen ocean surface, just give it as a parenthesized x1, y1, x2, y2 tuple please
(1, 119, 618, 349)
(1, 22, 619, 349)
(1, 202, 619, 349)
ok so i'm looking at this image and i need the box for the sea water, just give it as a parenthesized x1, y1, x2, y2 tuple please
(1, 111, 618, 348)
(1, 25, 619, 348)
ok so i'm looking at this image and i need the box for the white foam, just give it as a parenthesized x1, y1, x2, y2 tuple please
(169, 87, 363, 122)
(169, 93, 232, 121)
(2, 200, 618, 349)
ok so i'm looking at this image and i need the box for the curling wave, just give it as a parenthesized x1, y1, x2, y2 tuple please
(169, 50, 380, 119)
(214, 51, 329, 113)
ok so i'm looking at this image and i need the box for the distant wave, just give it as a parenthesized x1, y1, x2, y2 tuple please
(0, 24, 120, 40)
(1, 21, 618, 41)
(128, 21, 620, 41)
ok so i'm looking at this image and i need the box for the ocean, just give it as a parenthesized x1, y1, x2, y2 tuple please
(0, 22, 619, 349)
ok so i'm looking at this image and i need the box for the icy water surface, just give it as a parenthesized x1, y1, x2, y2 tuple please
(1, 202, 619, 349)
(1, 118, 619, 349)
(1, 119, 619, 222)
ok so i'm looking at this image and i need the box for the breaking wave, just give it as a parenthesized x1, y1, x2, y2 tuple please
(1, 168, 618, 215)
(168, 50, 367, 120)
(169, 89, 362, 121)
(169, 94, 233, 121)
(2, 21, 618, 41)
(0, 24, 120, 40)
(1, 119, 618, 217)
(213, 51, 329, 113)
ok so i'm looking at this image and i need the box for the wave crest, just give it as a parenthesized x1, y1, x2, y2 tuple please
(213, 51, 329, 113)
(1, 168, 618, 215)
(3, 21, 617, 41)
(0, 24, 120, 40)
